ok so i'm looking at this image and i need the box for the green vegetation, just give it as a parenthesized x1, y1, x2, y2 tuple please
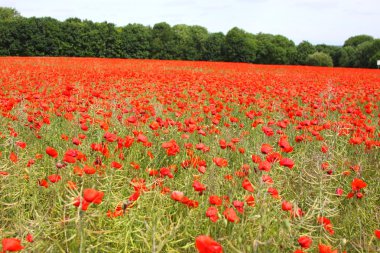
(306, 52, 333, 67)
(0, 7, 379, 68)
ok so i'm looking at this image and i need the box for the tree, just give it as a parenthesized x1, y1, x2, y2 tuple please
(60, 18, 85, 56)
(0, 7, 20, 20)
(120, 24, 151, 58)
(255, 33, 296, 65)
(150, 22, 177, 59)
(354, 41, 373, 68)
(296, 41, 316, 65)
(338, 46, 356, 67)
(171, 24, 194, 60)
(367, 39, 380, 68)
(97, 21, 121, 58)
(353, 39, 380, 68)
(344, 35, 374, 48)
(171, 24, 208, 60)
(315, 44, 341, 66)
(189, 25, 208, 60)
(203, 32, 225, 61)
(306, 52, 333, 67)
(0, 7, 378, 68)
(223, 27, 257, 63)
(369, 50, 380, 68)
(26, 17, 61, 56)
(0, 17, 41, 56)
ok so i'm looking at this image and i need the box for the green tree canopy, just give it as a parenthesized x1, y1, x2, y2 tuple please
(120, 24, 152, 58)
(0, 7, 379, 68)
(296, 41, 316, 65)
(255, 33, 296, 65)
(223, 27, 257, 63)
(203, 32, 225, 61)
(338, 46, 356, 67)
(306, 52, 333, 67)
(0, 7, 20, 20)
(354, 39, 380, 68)
(315, 44, 341, 66)
(150, 22, 177, 59)
(344, 35, 374, 47)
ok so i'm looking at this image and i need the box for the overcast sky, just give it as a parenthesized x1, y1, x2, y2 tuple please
(1, 0, 379, 45)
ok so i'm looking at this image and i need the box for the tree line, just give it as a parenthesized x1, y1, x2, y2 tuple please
(1, 7, 379, 68)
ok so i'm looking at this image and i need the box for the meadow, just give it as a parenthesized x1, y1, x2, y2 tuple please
(0, 57, 379, 253)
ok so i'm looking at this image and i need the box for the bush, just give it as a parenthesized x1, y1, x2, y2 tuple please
(306, 52, 333, 67)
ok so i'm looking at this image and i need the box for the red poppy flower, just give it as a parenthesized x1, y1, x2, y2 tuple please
(233, 200, 244, 214)
(206, 206, 219, 222)
(351, 178, 367, 191)
(83, 188, 104, 204)
(162, 139, 180, 156)
(266, 152, 281, 163)
(111, 161, 122, 169)
(129, 191, 140, 202)
(261, 143, 273, 154)
(104, 132, 118, 142)
(335, 188, 343, 196)
(193, 180, 206, 193)
(171, 191, 184, 202)
(251, 154, 261, 164)
(245, 195, 255, 207)
(195, 235, 223, 253)
(242, 178, 254, 192)
(223, 207, 239, 223)
(317, 217, 334, 235)
(26, 233, 33, 243)
(46, 146, 58, 158)
(2, 238, 24, 252)
(298, 236, 312, 249)
(9, 152, 17, 163)
(48, 174, 61, 183)
(83, 165, 96, 175)
(209, 195, 222, 206)
(15, 141, 26, 149)
(213, 157, 228, 167)
(262, 174, 273, 184)
(279, 157, 295, 169)
(375, 229, 380, 239)
(268, 187, 279, 198)
(262, 126, 274, 136)
(149, 121, 160, 130)
(0, 171, 9, 176)
(160, 167, 174, 178)
(73, 197, 90, 211)
(281, 201, 292, 211)
(318, 244, 337, 253)
(198, 166, 206, 174)
(278, 136, 293, 153)
(258, 160, 271, 171)
(137, 134, 148, 143)
(124, 136, 134, 148)
(38, 179, 49, 188)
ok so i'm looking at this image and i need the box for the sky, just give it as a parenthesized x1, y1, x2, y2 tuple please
(1, 0, 379, 45)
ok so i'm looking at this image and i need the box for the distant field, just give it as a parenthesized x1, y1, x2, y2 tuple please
(0, 57, 379, 253)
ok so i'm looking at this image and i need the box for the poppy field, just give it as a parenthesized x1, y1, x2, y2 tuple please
(0, 57, 379, 253)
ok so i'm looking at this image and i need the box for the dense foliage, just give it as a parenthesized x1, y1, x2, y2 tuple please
(306, 52, 334, 67)
(0, 7, 379, 68)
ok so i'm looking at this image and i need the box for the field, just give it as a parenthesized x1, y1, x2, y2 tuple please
(0, 57, 379, 253)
